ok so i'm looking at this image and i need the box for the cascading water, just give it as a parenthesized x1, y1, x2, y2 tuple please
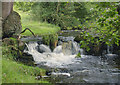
(24, 41, 80, 67)
(107, 45, 113, 54)
(105, 45, 118, 59)
(23, 37, 120, 83)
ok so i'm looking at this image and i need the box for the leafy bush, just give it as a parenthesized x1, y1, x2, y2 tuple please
(31, 2, 89, 29)
(42, 34, 58, 50)
(14, 2, 34, 12)
(80, 2, 120, 51)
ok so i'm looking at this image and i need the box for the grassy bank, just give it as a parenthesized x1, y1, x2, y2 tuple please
(2, 56, 50, 83)
(1, 7, 60, 84)
(2, 45, 50, 83)
(14, 8, 60, 36)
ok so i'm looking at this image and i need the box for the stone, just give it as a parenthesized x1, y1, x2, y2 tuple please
(62, 41, 72, 55)
(38, 44, 51, 53)
(2, 11, 22, 38)
(53, 45, 62, 53)
(18, 40, 25, 52)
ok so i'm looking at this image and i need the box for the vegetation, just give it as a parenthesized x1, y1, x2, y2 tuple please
(13, 8, 60, 36)
(14, 2, 120, 51)
(2, 41, 51, 83)
(2, 2, 120, 83)
(2, 58, 49, 83)
(42, 34, 58, 50)
(79, 2, 120, 51)
(76, 52, 81, 58)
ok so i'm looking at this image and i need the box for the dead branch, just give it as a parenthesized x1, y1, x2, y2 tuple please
(20, 28, 36, 37)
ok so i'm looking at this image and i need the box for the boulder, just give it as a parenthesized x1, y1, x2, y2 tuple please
(38, 44, 51, 53)
(53, 45, 62, 53)
(18, 40, 25, 52)
(2, 11, 22, 38)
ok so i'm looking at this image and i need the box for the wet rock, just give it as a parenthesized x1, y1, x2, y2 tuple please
(62, 41, 73, 55)
(62, 41, 80, 55)
(2, 11, 22, 38)
(35, 75, 42, 80)
(19, 52, 34, 66)
(53, 45, 62, 53)
(21, 53, 33, 60)
(46, 70, 52, 76)
(74, 35, 83, 43)
(104, 54, 118, 59)
(38, 44, 51, 53)
(18, 40, 25, 52)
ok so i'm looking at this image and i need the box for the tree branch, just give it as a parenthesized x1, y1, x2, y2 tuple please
(20, 28, 36, 37)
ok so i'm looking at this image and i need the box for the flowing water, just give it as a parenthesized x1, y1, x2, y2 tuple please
(24, 38, 120, 83)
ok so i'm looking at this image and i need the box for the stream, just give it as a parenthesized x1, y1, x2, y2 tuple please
(22, 36, 120, 84)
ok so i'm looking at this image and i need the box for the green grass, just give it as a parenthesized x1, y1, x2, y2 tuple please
(14, 9, 60, 36)
(2, 44, 51, 84)
(2, 57, 50, 83)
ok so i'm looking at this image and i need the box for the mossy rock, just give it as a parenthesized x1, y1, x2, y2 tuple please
(2, 11, 22, 38)
(42, 34, 58, 51)
(18, 40, 25, 52)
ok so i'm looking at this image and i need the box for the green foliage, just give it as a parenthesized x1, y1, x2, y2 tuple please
(42, 34, 58, 50)
(13, 9, 60, 36)
(42, 35, 50, 46)
(14, 2, 34, 12)
(2, 38, 19, 60)
(31, 2, 93, 29)
(2, 58, 50, 83)
(50, 34, 58, 50)
(14, 2, 120, 51)
(96, 2, 120, 46)
(80, 2, 120, 51)
(2, 40, 50, 83)
(76, 52, 81, 58)
(80, 32, 94, 51)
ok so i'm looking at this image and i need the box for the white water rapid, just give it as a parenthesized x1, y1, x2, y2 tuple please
(24, 41, 81, 67)
(23, 40, 120, 83)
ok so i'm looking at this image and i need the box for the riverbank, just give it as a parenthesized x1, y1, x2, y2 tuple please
(2, 57, 49, 83)
(2, 8, 61, 84)
(2, 44, 52, 84)
(13, 8, 60, 36)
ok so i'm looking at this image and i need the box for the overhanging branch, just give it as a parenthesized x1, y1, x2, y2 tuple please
(20, 28, 36, 37)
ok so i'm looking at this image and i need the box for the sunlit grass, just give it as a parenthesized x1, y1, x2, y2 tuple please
(2, 58, 50, 83)
(14, 9, 60, 36)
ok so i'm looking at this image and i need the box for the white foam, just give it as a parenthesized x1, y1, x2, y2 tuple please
(24, 42, 76, 67)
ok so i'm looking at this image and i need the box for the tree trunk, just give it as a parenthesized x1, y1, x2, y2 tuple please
(2, 2, 13, 20)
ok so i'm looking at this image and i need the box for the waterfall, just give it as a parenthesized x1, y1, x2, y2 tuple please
(24, 41, 81, 67)
(79, 48, 84, 55)
(107, 45, 113, 54)
(105, 45, 117, 58)
(62, 41, 80, 55)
